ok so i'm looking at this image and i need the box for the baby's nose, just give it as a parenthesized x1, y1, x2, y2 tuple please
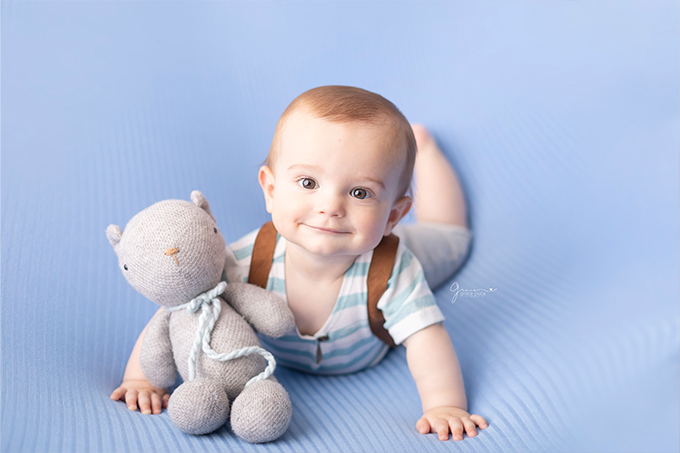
(164, 247, 180, 265)
(317, 194, 345, 217)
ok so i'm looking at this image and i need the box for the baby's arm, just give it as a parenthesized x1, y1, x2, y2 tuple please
(110, 308, 170, 415)
(403, 322, 488, 441)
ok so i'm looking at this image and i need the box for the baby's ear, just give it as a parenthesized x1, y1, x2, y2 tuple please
(384, 196, 412, 236)
(258, 166, 275, 214)
(191, 190, 216, 221)
(106, 224, 123, 252)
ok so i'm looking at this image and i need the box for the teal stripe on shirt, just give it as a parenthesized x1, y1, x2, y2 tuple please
(332, 291, 366, 314)
(391, 250, 412, 281)
(232, 243, 254, 261)
(267, 277, 286, 294)
(328, 320, 370, 341)
(322, 334, 379, 360)
(345, 260, 370, 278)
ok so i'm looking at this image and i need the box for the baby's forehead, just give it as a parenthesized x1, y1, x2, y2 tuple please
(284, 111, 400, 150)
(269, 109, 410, 185)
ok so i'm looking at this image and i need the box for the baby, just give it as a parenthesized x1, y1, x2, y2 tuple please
(111, 86, 488, 441)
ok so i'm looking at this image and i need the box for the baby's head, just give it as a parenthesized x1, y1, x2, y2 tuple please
(265, 85, 416, 200)
(259, 86, 416, 257)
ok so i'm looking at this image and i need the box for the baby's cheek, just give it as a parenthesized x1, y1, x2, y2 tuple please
(356, 214, 389, 244)
(270, 210, 298, 240)
(273, 189, 300, 214)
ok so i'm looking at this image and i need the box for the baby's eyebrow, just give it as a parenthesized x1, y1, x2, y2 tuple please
(287, 164, 322, 172)
(358, 176, 385, 189)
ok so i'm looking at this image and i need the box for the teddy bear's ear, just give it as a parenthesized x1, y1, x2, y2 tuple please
(106, 224, 123, 251)
(191, 190, 216, 221)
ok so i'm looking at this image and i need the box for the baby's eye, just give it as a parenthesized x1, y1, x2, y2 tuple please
(299, 178, 317, 190)
(350, 188, 371, 199)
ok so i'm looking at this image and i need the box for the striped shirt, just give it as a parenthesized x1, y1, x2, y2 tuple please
(223, 227, 445, 375)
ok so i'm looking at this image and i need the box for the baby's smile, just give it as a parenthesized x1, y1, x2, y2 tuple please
(301, 223, 351, 234)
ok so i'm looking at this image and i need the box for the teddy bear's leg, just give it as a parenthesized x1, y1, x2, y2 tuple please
(230, 377, 292, 443)
(168, 378, 230, 435)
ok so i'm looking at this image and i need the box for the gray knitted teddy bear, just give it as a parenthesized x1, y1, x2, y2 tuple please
(106, 191, 295, 443)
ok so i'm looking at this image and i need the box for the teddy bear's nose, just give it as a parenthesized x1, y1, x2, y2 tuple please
(164, 247, 180, 265)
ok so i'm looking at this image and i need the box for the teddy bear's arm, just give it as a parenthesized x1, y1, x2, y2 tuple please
(222, 282, 295, 338)
(140, 310, 177, 389)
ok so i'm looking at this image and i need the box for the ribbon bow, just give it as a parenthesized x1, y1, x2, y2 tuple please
(166, 282, 276, 385)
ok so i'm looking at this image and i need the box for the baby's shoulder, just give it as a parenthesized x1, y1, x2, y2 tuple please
(384, 241, 431, 296)
(387, 240, 422, 274)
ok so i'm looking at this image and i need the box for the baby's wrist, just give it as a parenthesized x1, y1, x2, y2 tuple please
(122, 376, 150, 384)
(120, 377, 159, 389)
(422, 400, 468, 414)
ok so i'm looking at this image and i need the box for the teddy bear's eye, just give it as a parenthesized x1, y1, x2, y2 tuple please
(214, 228, 217, 234)
(123, 264, 128, 271)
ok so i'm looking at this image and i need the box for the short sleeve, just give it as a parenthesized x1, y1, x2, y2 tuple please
(377, 245, 445, 345)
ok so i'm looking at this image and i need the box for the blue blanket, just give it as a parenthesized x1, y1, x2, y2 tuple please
(2, 2, 678, 452)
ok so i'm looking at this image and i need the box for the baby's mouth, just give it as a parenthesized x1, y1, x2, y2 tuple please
(303, 224, 349, 234)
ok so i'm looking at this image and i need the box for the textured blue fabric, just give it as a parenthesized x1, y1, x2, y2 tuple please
(2, 1, 678, 452)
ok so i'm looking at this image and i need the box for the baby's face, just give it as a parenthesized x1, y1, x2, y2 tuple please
(259, 112, 411, 259)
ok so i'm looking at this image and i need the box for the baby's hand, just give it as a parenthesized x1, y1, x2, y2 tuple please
(416, 406, 488, 441)
(110, 379, 170, 415)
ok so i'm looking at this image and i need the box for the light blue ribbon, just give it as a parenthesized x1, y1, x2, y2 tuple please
(166, 282, 276, 386)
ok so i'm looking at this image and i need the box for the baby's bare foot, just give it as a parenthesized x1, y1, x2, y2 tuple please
(410, 123, 468, 227)
(411, 124, 439, 156)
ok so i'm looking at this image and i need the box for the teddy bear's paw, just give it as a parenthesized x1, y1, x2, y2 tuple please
(168, 378, 230, 435)
(230, 378, 292, 443)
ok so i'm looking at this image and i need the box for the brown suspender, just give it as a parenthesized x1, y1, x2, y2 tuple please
(248, 221, 278, 290)
(247, 221, 399, 348)
(366, 234, 399, 347)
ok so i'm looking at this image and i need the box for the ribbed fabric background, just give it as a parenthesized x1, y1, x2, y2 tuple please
(2, 2, 678, 452)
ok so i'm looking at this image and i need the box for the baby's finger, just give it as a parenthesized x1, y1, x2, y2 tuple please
(162, 393, 170, 408)
(124, 389, 139, 411)
(151, 392, 162, 415)
(110, 387, 127, 401)
(138, 391, 152, 415)
(447, 417, 464, 441)
(416, 417, 431, 435)
(461, 417, 478, 438)
(433, 419, 450, 441)
(469, 414, 488, 429)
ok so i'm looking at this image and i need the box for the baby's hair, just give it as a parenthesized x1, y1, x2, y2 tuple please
(266, 85, 417, 199)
